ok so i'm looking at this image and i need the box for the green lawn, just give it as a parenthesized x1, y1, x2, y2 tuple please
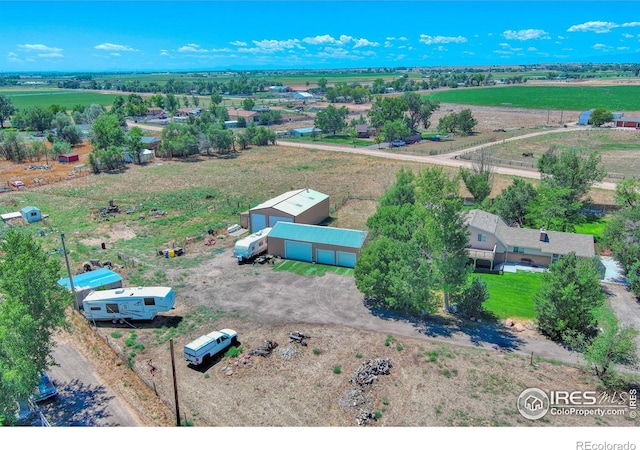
(2, 89, 121, 110)
(282, 134, 372, 147)
(475, 271, 543, 320)
(574, 217, 610, 241)
(272, 259, 353, 276)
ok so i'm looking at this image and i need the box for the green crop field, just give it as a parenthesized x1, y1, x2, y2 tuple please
(1, 89, 121, 110)
(427, 85, 640, 111)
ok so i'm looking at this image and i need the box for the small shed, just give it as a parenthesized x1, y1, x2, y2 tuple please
(578, 110, 592, 126)
(21, 206, 42, 223)
(267, 222, 368, 268)
(57, 267, 123, 304)
(59, 153, 79, 163)
(291, 127, 321, 137)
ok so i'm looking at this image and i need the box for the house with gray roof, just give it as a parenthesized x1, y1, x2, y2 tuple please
(465, 209, 595, 270)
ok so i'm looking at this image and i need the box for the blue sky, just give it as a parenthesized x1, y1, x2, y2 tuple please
(1, 1, 639, 72)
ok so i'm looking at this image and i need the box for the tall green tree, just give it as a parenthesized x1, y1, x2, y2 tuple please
(456, 109, 477, 136)
(460, 169, 491, 204)
(534, 252, 605, 342)
(90, 113, 125, 151)
(537, 148, 606, 201)
(403, 92, 439, 131)
(0, 94, 16, 128)
(589, 108, 614, 127)
(367, 95, 407, 128)
(415, 167, 471, 312)
(490, 177, 537, 227)
(125, 126, 145, 164)
(241, 98, 255, 111)
(314, 105, 348, 135)
(585, 314, 639, 383)
(382, 119, 410, 145)
(437, 113, 458, 135)
(0, 230, 70, 424)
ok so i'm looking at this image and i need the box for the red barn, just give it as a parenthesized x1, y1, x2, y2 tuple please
(58, 153, 79, 163)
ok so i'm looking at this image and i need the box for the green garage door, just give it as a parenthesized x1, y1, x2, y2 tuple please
(316, 248, 335, 265)
(336, 251, 357, 268)
(251, 213, 267, 232)
(285, 241, 312, 262)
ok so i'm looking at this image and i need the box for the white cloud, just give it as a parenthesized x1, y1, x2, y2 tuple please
(622, 22, 640, 28)
(353, 38, 379, 48)
(238, 39, 304, 54)
(384, 41, 393, 48)
(527, 47, 538, 51)
(622, 33, 634, 38)
(567, 21, 618, 33)
(109, 53, 121, 57)
(617, 46, 630, 51)
(178, 44, 207, 53)
(303, 34, 337, 45)
(436, 46, 447, 52)
(230, 40, 247, 46)
(502, 29, 548, 40)
(593, 43, 611, 51)
(94, 43, 137, 52)
(419, 34, 467, 45)
(39, 52, 63, 58)
(160, 49, 169, 56)
(8, 52, 18, 57)
(385, 36, 395, 41)
(18, 44, 62, 52)
(398, 36, 407, 41)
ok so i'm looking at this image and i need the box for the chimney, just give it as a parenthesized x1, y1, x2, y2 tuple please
(539, 227, 548, 242)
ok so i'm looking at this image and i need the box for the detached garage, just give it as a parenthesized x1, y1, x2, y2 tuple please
(268, 222, 368, 268)
(248, 188, 330, 232)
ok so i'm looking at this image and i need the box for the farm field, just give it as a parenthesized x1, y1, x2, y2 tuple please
(428, 85, 640, 111)
(0, 88, 121, 110)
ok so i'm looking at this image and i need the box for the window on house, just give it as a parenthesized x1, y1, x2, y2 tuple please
(144, 297, 156, 306)
(478, 233, 487, 242)
(514, 247, 525, 253)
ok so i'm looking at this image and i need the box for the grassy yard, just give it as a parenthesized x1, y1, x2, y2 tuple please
(272, 259, 353, 276)
(574, 216, 610, 241)
(1, 89, 121, 110)
(475, 271, 543, 320)
(281, 134, 372, 147)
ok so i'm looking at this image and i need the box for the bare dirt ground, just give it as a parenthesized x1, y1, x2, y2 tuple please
(85, 237, 638, 427)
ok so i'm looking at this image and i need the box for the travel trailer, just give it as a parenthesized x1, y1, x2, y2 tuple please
(233, 227, 271, 263)
(82, 286, 175, 322)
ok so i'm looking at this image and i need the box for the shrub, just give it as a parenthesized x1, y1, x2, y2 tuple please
(225, 346, 243, 358)
(355, 353, 363, 359)
(313, 348, 322, 355)
(333, 365, 342, 374)
(442, 369, 451, 378)
(110, 331, 122, 339)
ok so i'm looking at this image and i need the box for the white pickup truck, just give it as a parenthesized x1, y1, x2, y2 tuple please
(184, 329, 238, 365)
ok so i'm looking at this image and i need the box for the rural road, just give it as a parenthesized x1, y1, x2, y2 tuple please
(126, 119, 617, 191)
(38, 338, 142, 426)
(276, 125, 619, 192)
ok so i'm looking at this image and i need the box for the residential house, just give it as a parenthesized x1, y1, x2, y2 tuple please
(355, 124, 378, 138)
(227, 109, 259, 124)
(465, 209, 595, 270)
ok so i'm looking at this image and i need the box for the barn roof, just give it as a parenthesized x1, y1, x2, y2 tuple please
(57, 267, 123, 292)
(269, 222, 368, 249)
(251, 188, 328, 217)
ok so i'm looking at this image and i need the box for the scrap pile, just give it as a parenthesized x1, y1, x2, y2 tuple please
(248, 340, 278, 357)
(97, 200, 120, 219)
(338, 358, 393, 426)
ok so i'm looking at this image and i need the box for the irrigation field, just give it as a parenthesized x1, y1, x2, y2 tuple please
(0, 89, 120, 110)
(427, 85, 640, 111)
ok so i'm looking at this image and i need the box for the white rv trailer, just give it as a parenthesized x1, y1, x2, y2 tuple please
(233, 227, 271, 263)
(82, 286, 175, 322)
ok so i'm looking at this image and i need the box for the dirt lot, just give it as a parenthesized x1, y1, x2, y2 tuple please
(81, 236, 639, 428)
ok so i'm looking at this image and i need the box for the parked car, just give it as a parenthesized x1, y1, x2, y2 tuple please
(10, 180, 25, 188)
(30, 372, 57, 403)
(391, 140, 406, 147)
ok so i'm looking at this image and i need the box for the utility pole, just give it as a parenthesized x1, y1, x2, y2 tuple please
(170, 339, 181, 426)
(60, 233, 77, 309)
